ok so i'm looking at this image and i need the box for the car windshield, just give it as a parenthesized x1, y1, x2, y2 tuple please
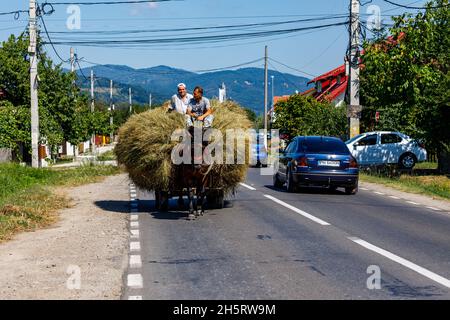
(345, 133, 364, 144)
(299, 139, 350, 155)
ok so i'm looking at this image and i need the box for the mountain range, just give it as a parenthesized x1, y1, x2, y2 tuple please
(75, 65, 312, 114)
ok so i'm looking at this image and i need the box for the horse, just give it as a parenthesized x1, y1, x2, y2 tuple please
(175, 126, 211, 220)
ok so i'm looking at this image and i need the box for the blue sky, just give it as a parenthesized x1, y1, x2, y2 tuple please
(0, 0, 425, 78)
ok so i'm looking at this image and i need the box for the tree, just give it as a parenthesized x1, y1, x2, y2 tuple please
(360, 0, 450, 172)
(0, 31, 115, 161)
(272, 94, 348, 139)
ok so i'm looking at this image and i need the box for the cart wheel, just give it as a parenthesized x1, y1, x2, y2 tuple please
(207, 190, 224, 209)
(154, 190, 161, 210)
(155, 190, 169, 211)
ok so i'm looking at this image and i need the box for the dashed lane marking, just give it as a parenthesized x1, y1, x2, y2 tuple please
(127, 274, 143, 289)
(263, 194, 331, 226)
(239, 183, 256, 191)
(130, 241, 141, 252)
(129, 255, 142, 269)
(349, 237, 450, 289)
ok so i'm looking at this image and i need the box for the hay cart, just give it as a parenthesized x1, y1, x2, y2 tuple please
(154, 176, 225, 211)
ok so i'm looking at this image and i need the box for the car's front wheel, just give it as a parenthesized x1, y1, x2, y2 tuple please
(286, 169, 295, 193)
(273, 172, 283, 188)
(345, 182, 358, 195)
(399, 153, 416, 169)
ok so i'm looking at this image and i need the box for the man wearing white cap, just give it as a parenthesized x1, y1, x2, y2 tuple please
(169, 83, 192, 115)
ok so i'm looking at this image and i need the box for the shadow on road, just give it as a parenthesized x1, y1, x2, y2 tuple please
(263, 185, 347, 195)
(95, 198, 233, 218)
(94, 200, 130, 213)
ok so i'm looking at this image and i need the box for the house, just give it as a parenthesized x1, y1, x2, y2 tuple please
(305, 64, 348, 107)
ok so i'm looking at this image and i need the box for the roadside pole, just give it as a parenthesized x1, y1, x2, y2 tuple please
(70, 48, 78, 160)
(264, 45, 269, 149)
(91, 70, 96, 154)
(110, 80, 114, 143)
(348, 0, 362, 138)
(129, 87, 132, 113)
(29, 0, 39, 168)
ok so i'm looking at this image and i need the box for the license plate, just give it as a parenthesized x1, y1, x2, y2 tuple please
(318, 160, 340, 167)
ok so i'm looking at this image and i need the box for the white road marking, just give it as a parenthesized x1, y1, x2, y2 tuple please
(128, 296, 142, 300)
(389, 196, 400, 199)
(127, 274, 143, 289)
(130, 242, 141, 252)
(374, 191, 385, 195)
(406, 201, 419, 205)
(130, 215, 139, 221)
(130, 221, 139, 229)
(360, 187, 369, 191)
(349, 237, 450, 289)
(263, 194, 330, 226)
(131, 229, 140, 239)
(426, 207, 441, 211)
(239, 183, 256, 191)
(129, 255, 142, 268)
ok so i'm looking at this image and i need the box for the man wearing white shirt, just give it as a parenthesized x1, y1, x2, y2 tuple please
(169, 83, 192, 115)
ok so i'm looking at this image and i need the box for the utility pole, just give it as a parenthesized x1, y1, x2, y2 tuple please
(70, 48, 78, 159)
(110, 80, 114, 143)
(129, 87, 132, 113)
(70, 47, 75, 73)
(29, 0, 39, 168)
(348, 0, 362, 138)
(264, 45, 269, 148)
(271, 75, 275, 108)
(90, 69, 96, 154)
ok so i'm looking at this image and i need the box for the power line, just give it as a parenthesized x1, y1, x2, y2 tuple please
(43, 20, 349, 47)
(194, 58, 264, 73)
(38, 12, 69, 63)
(381, 0, 449, 9)
(75, 58, 89, 81)
(47, 15, 349, 35)
(267, 61, 306, 91)
(268, 57, 317, 78)
(47, 0, 182, 5)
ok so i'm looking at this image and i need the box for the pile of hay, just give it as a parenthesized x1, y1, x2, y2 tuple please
(115, 100, 253, 193)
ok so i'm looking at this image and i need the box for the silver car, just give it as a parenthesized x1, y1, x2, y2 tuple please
(345, 131, 427, 169)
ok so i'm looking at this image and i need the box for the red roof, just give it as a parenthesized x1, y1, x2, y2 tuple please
(308, 65, 346, 84)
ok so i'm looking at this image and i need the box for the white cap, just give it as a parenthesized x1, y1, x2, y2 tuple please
(177, 83, 186, 89)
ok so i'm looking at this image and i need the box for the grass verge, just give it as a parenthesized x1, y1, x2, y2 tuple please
(0, 163, 120, 242)
(360, 173, 450, 201)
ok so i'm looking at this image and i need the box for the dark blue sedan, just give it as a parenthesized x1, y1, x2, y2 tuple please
(273, 136, 359, 194)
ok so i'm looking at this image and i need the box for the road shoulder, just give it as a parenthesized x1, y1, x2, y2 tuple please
(360, 181, 450, 213)
(0, 173, 130, 300)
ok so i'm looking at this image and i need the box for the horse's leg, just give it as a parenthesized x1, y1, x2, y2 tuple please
(187, 187, 195, 220)
(199, 185, 206, 216)
(177, 191, 184, 209)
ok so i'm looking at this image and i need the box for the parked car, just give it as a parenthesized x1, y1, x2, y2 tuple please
(273, 136, 359, 194)
(345, 131, 427, 169)
(250, 143, 268, 167)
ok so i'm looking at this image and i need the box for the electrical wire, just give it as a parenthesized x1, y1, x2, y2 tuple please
(37, 4, 69, 63)
(46, 0, 182, 5)
(382, 0, 449, 9)
(47, 15, 349, 36)
(43, 21, 349, 47)
(268, 58, 317, 78)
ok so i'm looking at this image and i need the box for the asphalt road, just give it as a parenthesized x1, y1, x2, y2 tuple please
(123, 168, 450, 300)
